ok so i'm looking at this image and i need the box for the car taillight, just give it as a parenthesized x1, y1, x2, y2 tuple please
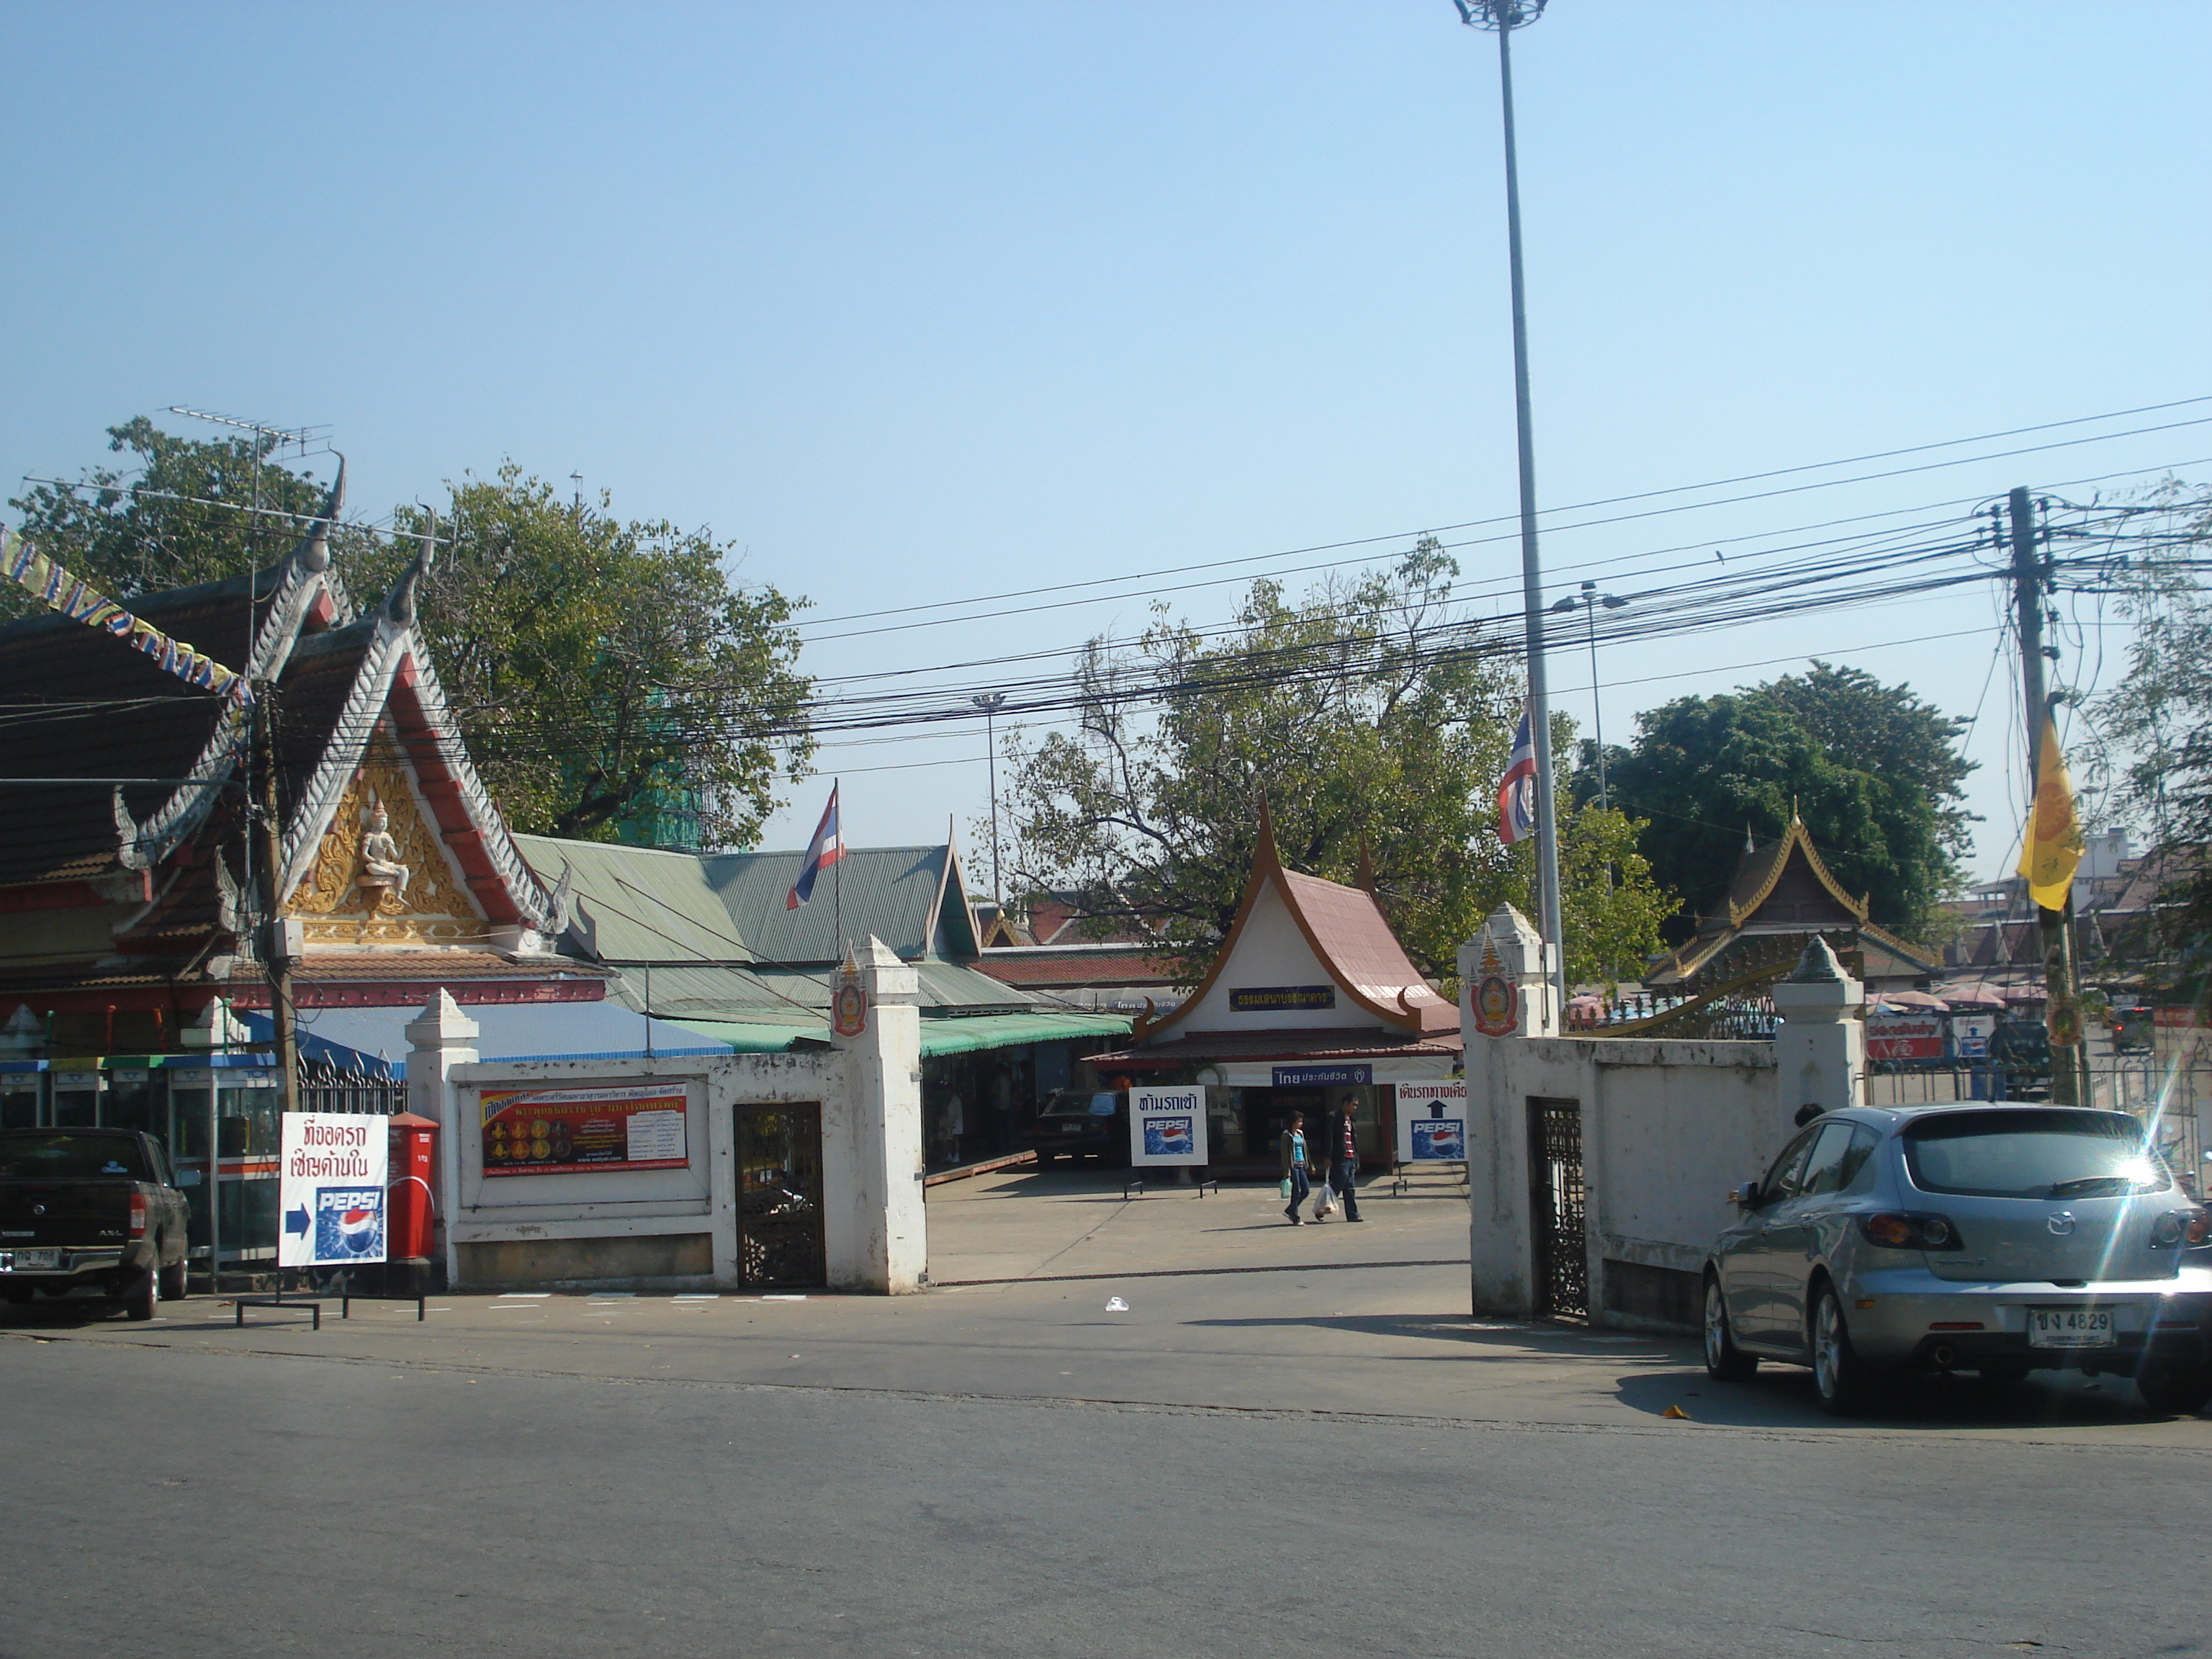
(128, 1194, 147, 1238)
(2151, 1210, 2209, 1249)
(1859, 1211, 1963, 1251)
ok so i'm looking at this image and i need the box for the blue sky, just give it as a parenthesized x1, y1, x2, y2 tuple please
(4, 1, 2207, 889)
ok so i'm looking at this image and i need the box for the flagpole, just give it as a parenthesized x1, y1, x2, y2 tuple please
(832, 779, 842, 962)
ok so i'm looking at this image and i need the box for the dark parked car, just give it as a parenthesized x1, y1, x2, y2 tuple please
(1030, 1089, 1127, 1168)
(1703, 1106, 2212, 1416)
(0, 1129, 191, 1319)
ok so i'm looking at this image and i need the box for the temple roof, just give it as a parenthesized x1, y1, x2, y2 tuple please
(1134, 798, 1455, 1045)
(1647, 814, 1938, 989)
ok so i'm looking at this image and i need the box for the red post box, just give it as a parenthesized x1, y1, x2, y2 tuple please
(386, 1112, 440, 1269)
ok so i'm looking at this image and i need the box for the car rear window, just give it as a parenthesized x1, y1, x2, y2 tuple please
(0, 1133, 152, 1181)
(1038, 1092, 1117, 1119)
(1902, 1110, 2168, 1200)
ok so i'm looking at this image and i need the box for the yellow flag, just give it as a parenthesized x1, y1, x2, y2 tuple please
(2015, 719, 2082, 910)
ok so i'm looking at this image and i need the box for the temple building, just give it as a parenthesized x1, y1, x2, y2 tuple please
(1080, 801, 1461, 1174)
(0, 469, 604, 1269)
(1643, 814, 1940, 997)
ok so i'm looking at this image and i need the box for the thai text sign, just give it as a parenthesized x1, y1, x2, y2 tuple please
(1128, 1085, 1208, 1166)
(279, 1112, 389, 1268)
(1229, 986, 1335, 1012)
(1393, 1081, 1467, 1163)
(480, 1084, 689, 1177)
(1272, 1064, 1371, 1087)
(1866, 1012, 1945, 1062)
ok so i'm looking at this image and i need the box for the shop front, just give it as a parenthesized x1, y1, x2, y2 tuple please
(1082, 805, 1461, 1177)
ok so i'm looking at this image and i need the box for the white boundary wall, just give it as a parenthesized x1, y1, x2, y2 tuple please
(408, 938, 927, 1294)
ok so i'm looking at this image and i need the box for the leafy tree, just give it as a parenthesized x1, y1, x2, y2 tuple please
(1598, 662, 1973, 943)
(9, 420, 813, 848)
(359, 469, 812, 848)
(2095, 487, 2212, 997)
(1002, 542, 1676, 989)
(4, 417, 335, 619)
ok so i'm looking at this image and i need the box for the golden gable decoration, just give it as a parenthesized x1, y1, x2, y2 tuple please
(287, 742, 485, 947)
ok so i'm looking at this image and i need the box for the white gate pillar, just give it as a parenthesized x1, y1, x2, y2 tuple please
(1771, 938, 1864, 1120)
(1462, 904, 1555, 1318)
(827, 937, 927, 1293)
(405, 989, 479, 1290)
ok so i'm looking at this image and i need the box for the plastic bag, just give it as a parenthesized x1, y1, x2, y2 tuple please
(1314, 1182, 1337, 1217)
(1278, 1177, 1292, 1200)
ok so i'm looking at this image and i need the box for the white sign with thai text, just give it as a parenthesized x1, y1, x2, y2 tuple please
(1128, 1086, 1208, 1166)
(279, 1112, 389, 1268)
(1393, 1080, 1469, 1163)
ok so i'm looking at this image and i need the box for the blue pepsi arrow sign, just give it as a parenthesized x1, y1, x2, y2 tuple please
(284, 1206, 311, 1239)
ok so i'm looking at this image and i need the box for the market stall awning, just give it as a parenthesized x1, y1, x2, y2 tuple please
(917, 1012, 1132, 1058)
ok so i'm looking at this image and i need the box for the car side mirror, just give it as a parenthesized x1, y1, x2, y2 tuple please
(1730, 1180, 1761, 1209)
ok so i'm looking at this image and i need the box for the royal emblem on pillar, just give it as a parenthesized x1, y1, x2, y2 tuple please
(832, 950, 868, 1038)
(1471, 938, 1519, 1038)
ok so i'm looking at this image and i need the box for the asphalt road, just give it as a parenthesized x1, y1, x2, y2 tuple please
(5, 1329, 2207, 1659)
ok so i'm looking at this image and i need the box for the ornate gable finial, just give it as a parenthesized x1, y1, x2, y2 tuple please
(1354, 838, 1377, 895)
(1255, 788, 1279, 868)
(379, 505, 438, 626)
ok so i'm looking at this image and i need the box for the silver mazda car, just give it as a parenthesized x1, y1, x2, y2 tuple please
(1702, 1105, 2212, 1415)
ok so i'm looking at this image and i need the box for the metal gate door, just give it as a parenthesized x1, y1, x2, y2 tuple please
(1527, 1097, 1586, 1318)
(735, 1102, 826, 1288)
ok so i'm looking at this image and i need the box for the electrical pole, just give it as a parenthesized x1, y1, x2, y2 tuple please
(253, 683, 300, 1120)
(1456, 0, 1564, 1017)
(2008, 487, 2088, 1105)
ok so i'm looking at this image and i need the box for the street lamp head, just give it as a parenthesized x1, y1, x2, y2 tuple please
(1548, 595, 1578, 613)
(1601, 594, 1627, 610)
(1452, 0, 1547, 29)
(971, 693, 1008, 714)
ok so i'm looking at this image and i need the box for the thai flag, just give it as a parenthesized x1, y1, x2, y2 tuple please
(1497, 702, 1539, 845)
(786, 783, 845, 909)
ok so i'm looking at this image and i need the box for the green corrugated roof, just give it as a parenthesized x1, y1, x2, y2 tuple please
(515, 836, 750, 963)
(516, 835, 986, 969)
(701, 844, 966, 964)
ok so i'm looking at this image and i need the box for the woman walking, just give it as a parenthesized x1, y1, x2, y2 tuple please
(1280, 1111, 1310, 1225)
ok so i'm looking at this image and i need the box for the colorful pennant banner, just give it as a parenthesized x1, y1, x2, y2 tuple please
(3, 528, 253, 704)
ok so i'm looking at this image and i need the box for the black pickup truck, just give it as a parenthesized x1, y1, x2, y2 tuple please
(0, 1128, 192, 1319)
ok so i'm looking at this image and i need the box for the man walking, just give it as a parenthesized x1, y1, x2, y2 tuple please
(1280, 1111, 1310, 1225)
(1327, 1100, 1364, 1223)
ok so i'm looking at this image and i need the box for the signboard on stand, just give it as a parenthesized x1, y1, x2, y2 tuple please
(480, 1084, 689, 1177)
(1951, 1014, 1997, 1060)
(1393, 1081, 1467, 1164)
(1128, 1085, 1208, 1166)
(279, 1112, 390, 1268)
(1866, 1012, 1945, 1062)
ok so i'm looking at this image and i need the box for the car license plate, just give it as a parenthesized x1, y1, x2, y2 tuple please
(0, 1248, 60, 1272)
(2028, 1307, 2115, 1349)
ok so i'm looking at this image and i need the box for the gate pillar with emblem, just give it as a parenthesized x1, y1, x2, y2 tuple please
(827, 936, 927, 1293)
(406, 989, 480, 1290)
(1461, 904, 1557, 1318)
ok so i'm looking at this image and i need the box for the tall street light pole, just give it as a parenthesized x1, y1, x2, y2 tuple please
(1455, 0, 1562, 1012)
(971, 692, 1008, 910)
(1549, 580, 1627, 811)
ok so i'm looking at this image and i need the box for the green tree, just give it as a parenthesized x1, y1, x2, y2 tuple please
(2095, 487, 2212, 997)
(4, 417, 336, 619)
(1599, 662, 1973, 943)
(361, 469, 813, 848)
(1002, 542, 1676, 989)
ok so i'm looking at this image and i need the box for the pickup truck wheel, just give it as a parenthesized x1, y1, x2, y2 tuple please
(124, 1264, 160, 1321)
(160, 1258, 189, 1302)
(2136, 1361, 2212, 1416)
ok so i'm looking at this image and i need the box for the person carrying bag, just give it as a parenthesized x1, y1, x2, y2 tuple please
(1279, 1112, 1310, 1226)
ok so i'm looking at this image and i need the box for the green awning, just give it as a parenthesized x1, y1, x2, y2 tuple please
(667, 1018, 827, 1053)
(665, 1010, 1130, 1057)
(918, 1012, 1131, 1058)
